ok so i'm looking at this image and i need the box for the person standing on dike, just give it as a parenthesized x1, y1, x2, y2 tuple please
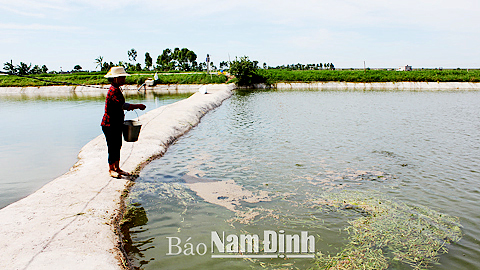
(101, 66, 146, 178)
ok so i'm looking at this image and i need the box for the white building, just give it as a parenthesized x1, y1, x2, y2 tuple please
(396, 65, 412, 71)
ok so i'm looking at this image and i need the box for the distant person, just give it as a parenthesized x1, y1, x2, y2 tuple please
(101, 66, 146, 178)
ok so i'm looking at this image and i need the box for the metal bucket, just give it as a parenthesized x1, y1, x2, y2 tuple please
(123, 120, 142, 142)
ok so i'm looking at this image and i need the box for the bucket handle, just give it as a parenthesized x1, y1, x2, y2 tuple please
(125, 108, 140, 121)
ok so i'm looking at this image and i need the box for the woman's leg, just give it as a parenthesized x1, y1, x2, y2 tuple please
(102, 125, 123, 176)
(113, 160, 130, 176)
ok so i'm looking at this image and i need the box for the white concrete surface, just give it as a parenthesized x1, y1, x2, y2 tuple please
(0, 84, 234, 270)
(0, 84, 214, 98)
(272, 81, 480, 90)
(2, 82, 479, 99)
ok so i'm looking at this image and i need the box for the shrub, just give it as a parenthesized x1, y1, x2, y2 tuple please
(229, 56, 267, 87)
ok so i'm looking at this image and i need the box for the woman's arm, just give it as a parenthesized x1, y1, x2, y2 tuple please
(125, 103, 146, 111)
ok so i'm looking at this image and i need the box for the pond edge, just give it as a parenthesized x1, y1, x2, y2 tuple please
(0, 84, 234, 270)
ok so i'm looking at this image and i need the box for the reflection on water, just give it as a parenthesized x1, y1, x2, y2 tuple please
(127, 90, 480, 269)
(0, 92, 191, 208)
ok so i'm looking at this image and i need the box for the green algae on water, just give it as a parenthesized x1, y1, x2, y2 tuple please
(313, 190, 462, 270)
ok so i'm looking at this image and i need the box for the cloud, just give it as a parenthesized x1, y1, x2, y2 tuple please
(1, 0, 478, 69)
(0, 23, 84, 31)
(0, 6, 45, 18)
(0, 0, 69, 14)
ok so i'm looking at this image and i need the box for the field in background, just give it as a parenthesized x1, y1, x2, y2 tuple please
(1, 69, 479, 87)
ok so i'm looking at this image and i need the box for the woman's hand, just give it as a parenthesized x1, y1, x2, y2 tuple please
(127, 104, 146, 111)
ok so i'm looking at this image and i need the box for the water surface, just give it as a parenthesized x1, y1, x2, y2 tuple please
(0, 92, 191, 208)
(127, 90, 480, 269)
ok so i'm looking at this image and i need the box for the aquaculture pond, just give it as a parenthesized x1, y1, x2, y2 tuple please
(126, 90, 480, 270)
(0, 92, 191, 209)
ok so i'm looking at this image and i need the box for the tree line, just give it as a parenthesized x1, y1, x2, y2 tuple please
(230, 57, 336, 86)
(267, 63, 335, 70)
(95, 47, 222, 72)
(3, 60, 49, 75)
(2, 46, 335, 76)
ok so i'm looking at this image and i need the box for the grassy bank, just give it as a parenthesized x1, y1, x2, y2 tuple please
(0, 72, 228, 87)
(259, 69, 480, 84)
(2, 69, 480, 87)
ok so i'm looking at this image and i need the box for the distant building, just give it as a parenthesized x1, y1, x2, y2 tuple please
(396, 65, 412, 71)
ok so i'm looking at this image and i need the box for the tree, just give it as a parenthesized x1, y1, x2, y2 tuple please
(229, 56, 266, 86)
(197, 62, 206, 72)
(184, 49, 197, 71)
(191, 61, 198, 71)
(3, 60, 16, 75)
(155, 47, 198, 71)
(220, 61, 229, 70)
(95, 56, 104, 71)
(31, 65, 42, 74)
(118, 61, 127, 69)
(156, 48, 173, 71)
(145, 52, 152, 70)
(41, 65, 48, 74)
(173, 47, 180, 68)
(128, 48, 137, 63)
(73, 65, 82, 71)
(17, 62, 32, 75)
(103, 62, 114, 71)
(172, 48, 198, 71)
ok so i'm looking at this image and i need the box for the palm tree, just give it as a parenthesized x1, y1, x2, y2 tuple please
(3, 60, 16, 74)
(16, 62, 32, 75)
(128, 49, 137, 63)
(95, 56, 104, 71)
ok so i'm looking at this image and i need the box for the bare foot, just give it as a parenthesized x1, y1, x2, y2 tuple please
(109, 170, 121, 178)
(116, 169, 131, 176)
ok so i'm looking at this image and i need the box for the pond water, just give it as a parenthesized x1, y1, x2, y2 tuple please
(0, 92, 191, 209)
(127, 90, 480, 270)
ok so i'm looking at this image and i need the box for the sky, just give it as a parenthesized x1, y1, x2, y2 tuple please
(1, 0, 480, 72)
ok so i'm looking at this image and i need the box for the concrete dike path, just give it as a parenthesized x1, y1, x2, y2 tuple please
(0, 84, 234, 270)
(272, 81, 480, 91)
(0, 84, 210, 97)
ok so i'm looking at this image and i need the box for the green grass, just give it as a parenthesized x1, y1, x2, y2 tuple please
(259, 69, 480, 84)
(0, 72, 228, 87)
(2, 69, 479, 87)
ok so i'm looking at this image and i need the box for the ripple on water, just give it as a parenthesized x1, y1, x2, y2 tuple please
(127, 90, 480, 270)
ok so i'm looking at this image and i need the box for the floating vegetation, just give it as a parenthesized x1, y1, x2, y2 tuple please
(304, 169, 395, 192)
(313, 190, 462, 270)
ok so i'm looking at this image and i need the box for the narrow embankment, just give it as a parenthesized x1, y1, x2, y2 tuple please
(0, 84, 215, 97)
(0, 84, 234, 270)
(272, 81, 480, 90)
